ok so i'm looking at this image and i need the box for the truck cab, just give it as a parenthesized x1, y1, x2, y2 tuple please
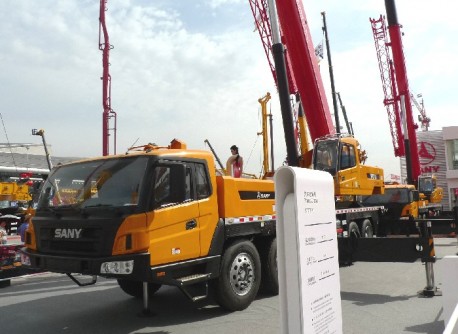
(312, 135, 384, 200)
(362, 184, 419, 235)
(418, 174, 443, 204)
(22, 140, 277, 312)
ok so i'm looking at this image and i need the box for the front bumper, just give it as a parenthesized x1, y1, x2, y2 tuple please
(20, 248, 152, 281)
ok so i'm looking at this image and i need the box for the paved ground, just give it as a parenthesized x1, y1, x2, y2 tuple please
(1, 237, 457, 334)
(339, 238, 454, 334)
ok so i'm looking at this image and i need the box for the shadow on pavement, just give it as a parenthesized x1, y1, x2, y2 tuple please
(340, 291, 417, 306)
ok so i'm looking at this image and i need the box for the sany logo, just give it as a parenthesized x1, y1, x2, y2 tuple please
(257, 192, 271, 199)
(54, 228, 83, 239)
(418, 142, 436, 165)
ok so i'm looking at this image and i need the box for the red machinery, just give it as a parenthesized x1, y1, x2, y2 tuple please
(411, 93, 431, 131)
(370, 0, 420, 184)
(249, 0, 335, 160)
(99, 0, 117, 156)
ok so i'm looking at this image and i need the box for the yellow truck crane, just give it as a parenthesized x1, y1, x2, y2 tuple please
(22, 139, 278, 312)
(418, 174, 443, 205)
(362, 182, 452, 236)
(0, 182, 32, 203)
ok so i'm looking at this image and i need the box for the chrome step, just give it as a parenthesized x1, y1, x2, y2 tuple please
(176, 273, 211, 286)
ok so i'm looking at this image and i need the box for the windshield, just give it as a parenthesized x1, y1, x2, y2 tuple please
(418, 177, 434, 193)
(37, 156, 149, 210)
(313, 139, 338, 175)
(0, 200, 10, 209)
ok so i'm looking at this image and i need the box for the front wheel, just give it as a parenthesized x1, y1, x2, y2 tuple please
(260, 237, 278, 295)
(214, 239, 261, 311)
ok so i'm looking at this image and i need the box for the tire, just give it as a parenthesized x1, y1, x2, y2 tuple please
(260, 238, 278, 295)
(348, 221, 361, 238)
(361, 219, 374, 238)
(117, 279, 161, 299)
(214, 239, 261, 311)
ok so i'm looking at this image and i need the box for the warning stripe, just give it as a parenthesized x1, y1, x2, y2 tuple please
(335, 206, 384, 215)
(225, 215, 276, 225)
(429, 238, 435, 257)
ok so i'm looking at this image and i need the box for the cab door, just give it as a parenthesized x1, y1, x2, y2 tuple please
(336, 143, 359, 195)
(147, 163, 201, 266)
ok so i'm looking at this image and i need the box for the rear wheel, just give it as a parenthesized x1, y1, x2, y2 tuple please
(260, 238, 278, 295)
(361, 219, 374, 238)
(117, 279, 161, 299)
(214, 239, 261, 311)
(348, 221, 361, 238)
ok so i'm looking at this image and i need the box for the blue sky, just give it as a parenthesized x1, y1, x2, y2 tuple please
(0, 0, 456, 179)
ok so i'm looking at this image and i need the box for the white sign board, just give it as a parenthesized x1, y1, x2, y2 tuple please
(275, 166, 342, 334)
(440, 256, 458, 332)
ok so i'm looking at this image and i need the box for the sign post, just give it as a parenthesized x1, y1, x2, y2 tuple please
(275, 166, 342, 334)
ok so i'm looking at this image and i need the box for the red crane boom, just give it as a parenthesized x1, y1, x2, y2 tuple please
(99, 0, 117, 156)
(370, 0, 420, 184)
(370, 16, 405, 157)
(249, 0, 334, 142)
(275, 0, 335, 141)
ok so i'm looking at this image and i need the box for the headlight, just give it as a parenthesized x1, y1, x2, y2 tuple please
(100, 260, 134, 275)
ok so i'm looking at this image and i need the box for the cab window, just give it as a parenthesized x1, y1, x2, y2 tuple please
(195, 164, 210, 199)
(340, 144, 356, 170)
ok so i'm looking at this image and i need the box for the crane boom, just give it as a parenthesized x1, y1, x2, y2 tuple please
(370, 0, 420, 184)
(250, 0, 335, 143)
(258, 92, 273, 176)
(321, 11, 340, 132)
(99, 0, 117, 156)
(275, 0, 335, 141)
(336, 92, 354, 136)
(370, 15, 405, 157)
(249, 0, 297, 94)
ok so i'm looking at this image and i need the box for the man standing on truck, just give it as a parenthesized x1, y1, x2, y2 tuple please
(226, 145, 243, 178)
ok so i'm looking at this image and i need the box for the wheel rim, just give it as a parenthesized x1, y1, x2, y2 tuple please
(363, 224, 373, 237)
(364, 227, 373, 237)
(229, 252, 255, 296)
(350, 224, 360, 238)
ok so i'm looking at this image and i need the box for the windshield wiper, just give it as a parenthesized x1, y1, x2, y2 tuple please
(82, 204, 114, 209)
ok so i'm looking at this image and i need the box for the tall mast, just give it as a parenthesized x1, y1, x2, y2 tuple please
(99, 0, 117, 156)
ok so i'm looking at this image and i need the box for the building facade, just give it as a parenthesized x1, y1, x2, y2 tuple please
(0, 143, 79, 183)
(443, 126, 458, 209)
(401, 127, 458, 211)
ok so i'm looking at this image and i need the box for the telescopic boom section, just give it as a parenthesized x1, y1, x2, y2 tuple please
(385, 0, 420, 184)
(250, 0, 335, 141)
(275, 0, 335, 141)
(99, 0, 117, 156)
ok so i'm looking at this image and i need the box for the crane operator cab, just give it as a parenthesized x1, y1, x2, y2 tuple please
(418, 174, 443, 203)
(313, 135, 357, 176)
(312, 135, 384, 199)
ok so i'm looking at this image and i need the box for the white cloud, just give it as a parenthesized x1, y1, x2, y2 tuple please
(0, 0, 455, 178)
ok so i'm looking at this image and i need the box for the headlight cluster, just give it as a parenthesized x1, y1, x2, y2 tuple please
(100, 260, 134, 274)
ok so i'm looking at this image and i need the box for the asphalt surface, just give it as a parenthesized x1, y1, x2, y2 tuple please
(1, 238, 457, 334)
